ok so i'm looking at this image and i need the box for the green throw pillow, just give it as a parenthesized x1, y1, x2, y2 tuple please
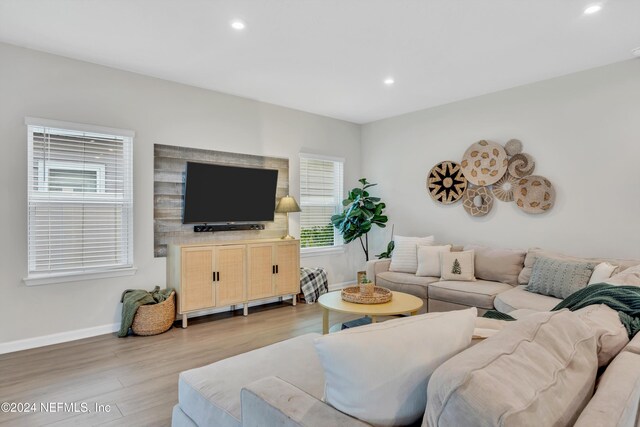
(527, 257, 597, 299)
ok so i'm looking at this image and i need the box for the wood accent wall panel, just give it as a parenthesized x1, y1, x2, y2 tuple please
(153, 144, 289, 257)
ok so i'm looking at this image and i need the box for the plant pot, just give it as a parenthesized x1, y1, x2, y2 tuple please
(357, 270, 367, 284)
(360, 282, 374, 296)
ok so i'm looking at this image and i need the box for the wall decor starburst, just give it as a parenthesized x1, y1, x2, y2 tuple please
(427, 161, 468, 204)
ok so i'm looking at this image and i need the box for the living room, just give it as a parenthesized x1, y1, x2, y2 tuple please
(1, 1, 639, 426)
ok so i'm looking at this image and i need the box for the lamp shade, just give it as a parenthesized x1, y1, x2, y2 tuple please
(275, 195, 301, 213)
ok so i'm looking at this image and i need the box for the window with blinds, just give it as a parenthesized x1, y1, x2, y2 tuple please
(26, 118, 134, 281)
(299, 154, 344, 249)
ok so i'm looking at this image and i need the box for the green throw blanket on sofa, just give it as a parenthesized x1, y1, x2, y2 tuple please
(484, 284, 640, 338)
(119, 286, 174, 337)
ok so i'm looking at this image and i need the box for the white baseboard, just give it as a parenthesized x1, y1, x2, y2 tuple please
(0, 322, 120, 355)
(0, 281, 356, 355)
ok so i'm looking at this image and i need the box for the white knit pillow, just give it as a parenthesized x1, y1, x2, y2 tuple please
(389, 235, 435, 273)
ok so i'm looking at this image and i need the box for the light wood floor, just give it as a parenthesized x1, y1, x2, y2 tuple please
(0, 302, 353, 427)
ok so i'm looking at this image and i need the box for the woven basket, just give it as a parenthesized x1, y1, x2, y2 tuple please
(341, 286, 392, 304)
(131, 291, 176, 336)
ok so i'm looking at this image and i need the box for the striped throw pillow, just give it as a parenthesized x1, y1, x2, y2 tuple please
(389, 235, 435, 273)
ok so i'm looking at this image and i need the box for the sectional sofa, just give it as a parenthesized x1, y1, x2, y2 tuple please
(172, 246, 640, 427)
(367, 245, 640, 315)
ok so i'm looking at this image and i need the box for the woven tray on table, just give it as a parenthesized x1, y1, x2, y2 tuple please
(341, 286, 392, 304)
(131, 291, 176, 336)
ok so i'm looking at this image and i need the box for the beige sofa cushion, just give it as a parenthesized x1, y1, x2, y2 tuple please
(178, 333, 324, 427)
(518, 248, 640, 286)
(494, 285, 561, 313)
(574, 304, 629, 367)
(624, 333, 640, 355)
(365, 258, 391, 285)
(574, 351, 640, 427)
(512, 305, 630, 367)
(465, 245, 525, 286)
(240, 377, 369, 427)
(428, 280, 512, 310)
(508, 308, 540, 319)
(375, 271, 437, 299)
(606, 264, 640, 286)
(425, 310, 598, 427)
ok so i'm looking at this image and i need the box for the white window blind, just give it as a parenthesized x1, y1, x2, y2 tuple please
(26, 118, 134, 281)
(299, 154, 344, 249)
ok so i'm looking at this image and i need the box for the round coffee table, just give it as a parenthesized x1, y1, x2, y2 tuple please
(318, 290, 424, 334)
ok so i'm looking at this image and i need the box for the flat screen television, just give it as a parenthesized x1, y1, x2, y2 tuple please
(182, 162, 278, 224)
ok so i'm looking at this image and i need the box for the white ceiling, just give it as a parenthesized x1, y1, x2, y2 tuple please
(1, 0, 639, 124)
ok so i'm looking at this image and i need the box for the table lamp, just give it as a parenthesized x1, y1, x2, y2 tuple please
(275, 195, 301, 240)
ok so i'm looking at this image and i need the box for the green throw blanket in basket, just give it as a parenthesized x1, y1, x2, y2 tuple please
(484, 284, 640, 338)
(119, 286, 174, 337)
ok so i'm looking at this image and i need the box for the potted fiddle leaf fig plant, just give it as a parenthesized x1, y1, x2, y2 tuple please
(331, 178, 388, 273)
(376, 224, 395, 259)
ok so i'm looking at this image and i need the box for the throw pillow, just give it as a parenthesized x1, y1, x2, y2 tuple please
(425, 310, 598, 427)
(527, 257, 596, 299)
(416, 245, 451, 277)
(574, 304, 629, 367)
(588, 262, 619, 285)
(517, 248, 635, 286)
(605, 264, 640, 287)
(464, 244, 525, 286)
(440, 250, 475, 281)
(389, 235, 435, 274)
(313, 308, 477, 427)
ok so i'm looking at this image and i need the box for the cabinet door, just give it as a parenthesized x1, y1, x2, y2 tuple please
(275, 241, 300, 295)
(181, 247, 215, 312)
(247, 243, 275, 300)
(215, 245, 246, 306)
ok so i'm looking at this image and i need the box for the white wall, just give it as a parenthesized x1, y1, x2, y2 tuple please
(361, 60, 640, 260)
(2, 41, 639, 350)
(0, 42, 363, 346)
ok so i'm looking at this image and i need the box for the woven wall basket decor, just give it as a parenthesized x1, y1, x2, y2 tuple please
(492, 172, 518, 202)
(507, 153, 535, 178)
(505, 139, 523, 156)
(460, 140, 508, 186)
(514, 175, 555, 214)
(427, 161, 468, 204)
(462, 186, 494, 217)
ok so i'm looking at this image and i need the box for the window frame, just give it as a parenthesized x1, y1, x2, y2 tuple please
(36, 159, 107, 195)
(23, 117, 136, 286)
(298, 153, 345, 256)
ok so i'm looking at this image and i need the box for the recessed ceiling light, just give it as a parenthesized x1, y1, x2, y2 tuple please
(583, 4, 602, 14)
(230, 20, 246, 30)
(632, 47, 640, 57)
(383, 77, 395, 86)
